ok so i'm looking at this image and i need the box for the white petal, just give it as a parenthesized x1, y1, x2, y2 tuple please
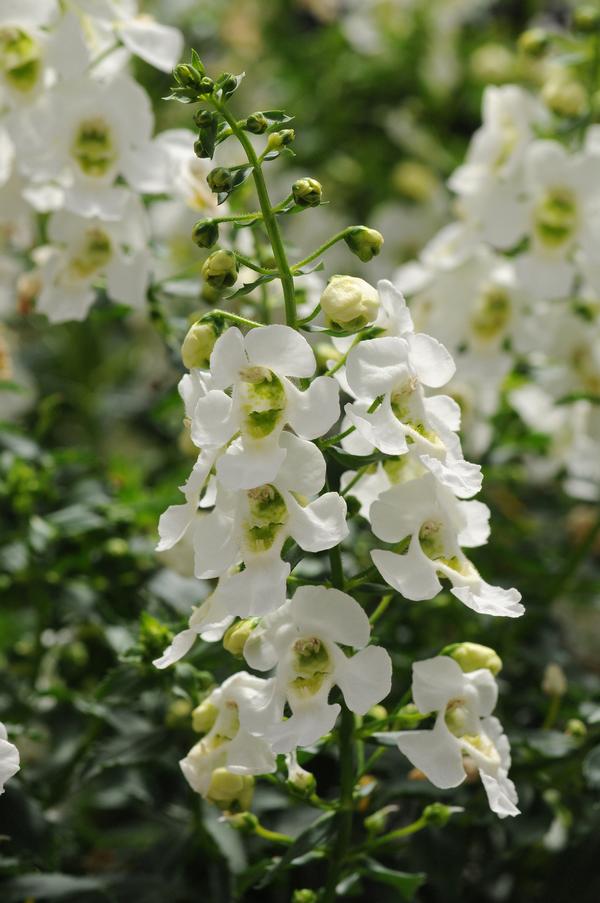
(190, 390, 236, 448)
(408, 333, 455, 388)
(345, 336, 410, 398)
(106, 251, 150, 309)
(336, 645, 392, 714)
(283, 375, 340, 439)
(245, 325, 315, 377)
(216, 436, 287, 491)
(153, 628, 197, 669)
(345, 397, 409, 456)
(118, 18, 184, 72)
(193, 508, 239, 579)
(394, 717, 465, 789)
(377, 279, 414, 335)
(451, 581, 524, 618)
(218, 556, 290, 616)
(0, 734, 20, 792)
(371, 535, 442, 601)
(421, 454, 483, 499)
(286, 491, 348, 552)
(480, 771, 520, 818)
(210, 328, 247, 389)
(424, 394, 462, 432)
(411, 656, 465, 713)
(270, 703, 340, 753)
(457, 500, 490, 547)
(464, 669, 498, 717)
(291, 585, 370, 648)
(157, 502, 196, 552)
(226, 730, 276, 775)
(276, 432, 326, 497)
(370, 477, 435, 543)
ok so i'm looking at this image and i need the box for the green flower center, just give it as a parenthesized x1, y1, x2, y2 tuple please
(418, 519, 446, 560)
(244, 484, 287, 553)
(445, 698, 471, 736)
(0, 27, 41, 92)
(71, 117, 117, 178)
(290, 637, 331, 698)
(470, 284, 511, 341)
(68, 228, 112, 280)
(534, 186, 578, 248)
(239, 368, 286, 439)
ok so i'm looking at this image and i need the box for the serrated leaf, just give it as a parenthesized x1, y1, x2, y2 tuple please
(360, 859, 426, 900)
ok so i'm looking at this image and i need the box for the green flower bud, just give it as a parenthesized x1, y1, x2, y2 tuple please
(422, 803, 457, 827)
(192, 218, 219, 249)
(444, 642, 503, 676)
(470, 43, 515, 84)
(293, 891, 318, 903)
(165, 698, 193, 729)
(173, 62, 204, 91)
(542, 76, 588, 118)
(226, 811, 259, 832)
(392, 161, 439, 203)
(542, 663, 567, 697)
(202, 250, 239, 289)
(266, 129, 295, 151)
(192, 699, 219, 733)
(574, 5, 600, 32)
(218, 72, 239, 97)
(287, 763, 317, 796)
(197, 76, 215, 95)
(292, 177, 323, 208)
(181, 321, 218, 369)
(367, 704, 388, 721)
(223, 619, 258, 657)
(207, 167, 234, 194)
(244, 112, 269, 134)
(364, 804, 398, 835)
(518, 28, 550, 57)
(194, 109, 218, 129)
(566, 718, 587, 738)
(344, 226, 384, 262)
(206, 768, 254, 811)
(320, 275, 379, 330)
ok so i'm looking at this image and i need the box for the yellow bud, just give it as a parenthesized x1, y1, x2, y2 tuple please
(542, 663, 567, 697)
(320, 275, 379, 330)
(192, 699, 219, 733)
(445, 642, 503, 676)
(222, 619, 257, 657)
(181, 321, 218, 369)
(206, 768, 254, 811)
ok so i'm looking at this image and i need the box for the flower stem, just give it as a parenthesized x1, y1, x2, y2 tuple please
(254, 823, 294, 845)
(213, 98, 298, 327)
(292, 227, 355, 272)
(366, 815, 428, 851)
(203, 309, 264, 329)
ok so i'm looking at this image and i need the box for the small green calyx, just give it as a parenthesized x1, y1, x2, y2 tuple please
(444, 642, 503, 676)
(267, 129, 295, 151)
(244, 112, 269, 134)
(207, 167, 234, 194)
(0, 27, 41, 92)
(292, 177, 323, 208)
(244, 484, 287, 553)
(293, 891, 318, 903)
(201, 249, 239, 289)
(71, 118, 116, 178)
(534, 186, 578, 248)
(172, 53, 213, 101)
(422, 802, 456, 827)
(192, 218, 219, 249)
(194, 109, 217, 129)
(226, 811, 259, 832)
(470, 284, 511, 341)
(345, 226, 384, 262)
(69, 228, 112, 279)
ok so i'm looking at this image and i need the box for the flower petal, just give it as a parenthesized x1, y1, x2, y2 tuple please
(245, 324, 315, 377)
(276, 432, 326, 497)
(153, 628, 197, 670)
(345, 396, 409, 456)
(451, 581, 524, 618)
(394, 717, 465, 789)
(283, 375, 340, 439)
(408, 333, 455, 388)
(336, 645, 392, 714)
(190, 390, 236, 448)
(210, 327, 247, 389)
(345, 336, 410, 398)
(216, 436, 287, 491)
(291, 585, 370, 648)
(286, 491, 348, 552)
(371, 535, 442, 602)
(411, 656, 465, 713)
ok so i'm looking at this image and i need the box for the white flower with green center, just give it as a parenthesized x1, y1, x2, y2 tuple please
(370, 472, 523, 617)
(34, 197, 150, 322)
(189, 325, 340, 490)
(0, 721, 19, 793)
(386, 655, 519, 818)
(193, 433, 347, 615)
(243, 586, 392, 753)
(343, 332, 482, 498)
(179, 672, 277, 803)
(0, 0, 60, 103)
(153, 583, 235, 670)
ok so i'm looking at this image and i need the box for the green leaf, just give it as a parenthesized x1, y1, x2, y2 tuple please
(325, 446, 385, 469)
(0, 379, 26, 393)
(261, 110, 294, 123)
(360, 859, 426, 900)
(256, 811, 335, 889)
(3, 873, 108, 901)
(217, 165, 253, 204)
(224, 273, 277, 300)
(583, 745, 600, 789)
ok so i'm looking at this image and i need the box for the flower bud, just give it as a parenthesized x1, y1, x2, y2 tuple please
(194, 109, 218, 129)
(344, 226, 384, 262)
(165, 698, 193, 728)
(226, 811, 259, 832)
(192, 699, 219, 733)
(542, 663, 567, 697)
(207, 167, 234, 194)
(266, 129, 295, 151)
(181, 321, 218, 369)
(293, 891, 318, 903)
(173, 63, 204, 91)
(292, 177, 323, 208)
(320, 275, 379, 330)
(218, 73, 239, 97)
(223, 619, 257, 657)
(206, 768, 254, 811)
(542, 76, 588, 118)
(364, 804, 398, 835)
(367, 704, 388, 721)
(470, 43, 515, 84)
(566, 718, 587, 738)
(314, 342, 342, 370)
(444, 642, 503, 676)
(574, 5, 600, 32)
(518, 28, 550, 57)
(202, 250, 239, 289)
(287, 761, 316, 796)
(192, 219, 219, 249)
(245, 112, 269, 134)
(422, 802, 459, 827)
(392, 161, 439, 203)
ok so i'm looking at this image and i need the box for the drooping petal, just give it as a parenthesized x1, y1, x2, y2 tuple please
(193, 507, 239, 579)
(451, 580, 524, 618)
(276, 432, 326, 497)
(408, 333, 456, 388)
(420, 453, 483, 499)
(190, 390, 237, 448)
(245, 324, 315, 377)
(216, 436, 287, 491)
(480, 771, 520, 818)
(411, 656, 465, 713)
(372, 538, 442, 601)
(270, 702, 340, 753)
(153, 628, 197, 669)
(335, 645, 392, 714)
(394, 717, 465, 789)
(457, 500, 490, 547)
(218, 556, 290, 617)
(210, 327, 247, 389)
(226, 730, 276, 775)
(345, 336, 411, 399)
(291, 586, 370, 648)
(286, 491, 348, 552)
(344, 396, 409, 456)
(283, 375, 340, 440)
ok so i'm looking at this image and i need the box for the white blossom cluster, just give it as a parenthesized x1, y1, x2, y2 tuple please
(155, 275, 522, 818)
(0, 721, 19, 794)
(396, 83, 600, 498)
(0, 0, 219, 323)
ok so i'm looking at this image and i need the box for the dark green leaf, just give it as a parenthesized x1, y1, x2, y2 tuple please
(360, 859, 426, 900)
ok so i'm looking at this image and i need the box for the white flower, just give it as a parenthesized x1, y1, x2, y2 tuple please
(190, 325, 340, 490)
(34, 196, 150, 322)
(153, 584, 234, 670)
(0, 721, 19, 793)
(180, 672, 276, 800)
(386, 655, 519, 818)
(320, 275, 379, 329)
(243, 586, 392, 752)
(370, 472, 524, 616)
(0, 0, 63, 105)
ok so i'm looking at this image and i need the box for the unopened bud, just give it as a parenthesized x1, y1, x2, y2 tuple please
(192, 699, 218, 733)
(320, 275, 379, 330)
(192, 218, 219, 248)
(293, 891, 317, 903)
(207, 167, 234, 194)
(470, 43, 515, 84)
(314, 342, 342, 370)
(292, 177, 323, 208)
(574, 5, 600, 32)
(166, 698, 193, 728)
(566, 718, 587, 738)
(223, 619, 257, 657)
(542, 76, 588, 118)
(344, 226, 384, 262)
(226, 811, 259, 831)
(422, 802, 458, 827)
(542, 663, 567, 697)
(364, 804, 398, 835)
(287, 762, 316, 796)
(245, 112, 269, 134)
(206, 768, 254, 811)
(202, 249, 239, 289)
(181, 321, 218, 370)
(392, 160, 439, 203)
(518, 28, 550, 57)
(266, 129, 295, 151)
(218, 73, 239, 97)
(367, 704, 388, 721)
(194, 109, 218, 129)
(444, 642, 503, 676)
(173, 62, 204, 90)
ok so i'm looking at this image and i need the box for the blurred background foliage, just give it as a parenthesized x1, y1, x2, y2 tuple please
(1, 1, 600, 901)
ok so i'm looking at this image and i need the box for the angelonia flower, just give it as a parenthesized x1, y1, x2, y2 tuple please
(0, 721, 20, 794)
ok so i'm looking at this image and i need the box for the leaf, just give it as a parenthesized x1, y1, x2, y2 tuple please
(360, 859, 426, 900)
(583, 745, 600, 789)
(217, 165, 253, 204)
(224, 273, 277, 300)
(0, 379, 26, 393)
(261, 110, 294, 123)
(3, 873, 108, 901)
(255, 811, 335, 889)
(325, 446, 385, 469)
(295, 261, 325, 276)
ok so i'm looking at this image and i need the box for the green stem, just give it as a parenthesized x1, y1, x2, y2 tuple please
(366, 815, 428, 851)
(369, 593, 393, 625)
(254, 823, 294, 845)
(318, 425, 356, 449)
(213, 98, 297, 327)
(341, 465, 371, 498)
(203, 309, 264, 329)
(543, 694, 562, 731)
(292, 227, 354, 272)
(234, 253, 276, 275)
